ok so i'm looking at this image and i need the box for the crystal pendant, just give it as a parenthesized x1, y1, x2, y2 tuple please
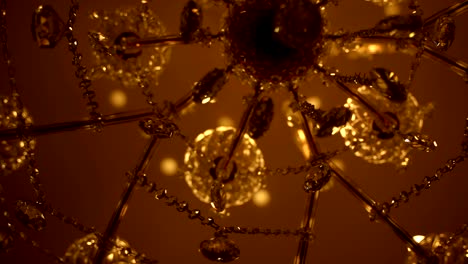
(192, 68, 228, 104)
(199, 236, 240, 262)
(431, 16, 455, 51)
(303, 163, 331, 193)
(64, 233, 138, 264)
(0, 97, 35, 175)
(247, 96, 274, 139)
(340, 86, 428, 167)
(406, 233, 468, 264)
(180, 0, 203, 43)
(31, 5, 65, 48)
(375, 15, 422, 37)
(15, 200, 46, 231)
(88, 7, 171, 87)
(184, 127, 265, 209)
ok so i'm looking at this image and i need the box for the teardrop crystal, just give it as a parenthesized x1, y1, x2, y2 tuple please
(200, 236, 240, 262)
(31, 5, 65, 48)
(192, 68, 228, 104)
(248, 97, 274, 139)
(432, 16, 455, 51)
(180, 0, 203, 43)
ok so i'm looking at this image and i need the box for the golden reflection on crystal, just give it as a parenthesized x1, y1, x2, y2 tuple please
(88, 7, 170, 87)
(406, 233, 468, 264)
(64, 233, 138, 264)
(160, 157, 178, 176)
(340, 86, 426, 167)
(184, 127, 265, 208)
(412, 235, 425, 243)
(306, 96, 321, 109)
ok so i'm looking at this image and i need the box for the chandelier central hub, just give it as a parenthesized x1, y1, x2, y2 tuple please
(224, 0, 325, 83)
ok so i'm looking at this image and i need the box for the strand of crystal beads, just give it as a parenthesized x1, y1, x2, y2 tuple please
(406, 40, 424, 88)
(387, 154, 465, 210)
(267, 164, 312, 177)
(138, 71, 158, 110)
(24, 138, 46, 204)
(38, 203, 97, 234)
(135, 173, 222, 230)
(386, 115, 468, 210)
(219, 226, 313, 240)
(21, 133, 96, 233)
(135, 173, 309, 239)
(265, 149, 343, 177)
(65, 0, 102, 122)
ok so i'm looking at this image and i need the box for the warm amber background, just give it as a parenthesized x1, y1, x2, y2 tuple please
(1, 0, 468, 263)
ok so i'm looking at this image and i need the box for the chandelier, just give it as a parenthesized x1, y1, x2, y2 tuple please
(0, 0, 467, 263)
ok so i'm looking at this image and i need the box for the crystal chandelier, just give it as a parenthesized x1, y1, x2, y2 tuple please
(0, 0, 467, 263)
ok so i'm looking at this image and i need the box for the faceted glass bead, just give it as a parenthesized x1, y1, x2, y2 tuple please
(88, 7, 171, 87)
(15, 200, 46, 231)
(340, 86, 427, 166)
(199, 236, 240, 262)
(406, 233, 468, 264)
(0, 96, 35, 175)
(31, 5, 65, 48)
(64, 233, 138, 264)
(184, 127, 265, 208)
